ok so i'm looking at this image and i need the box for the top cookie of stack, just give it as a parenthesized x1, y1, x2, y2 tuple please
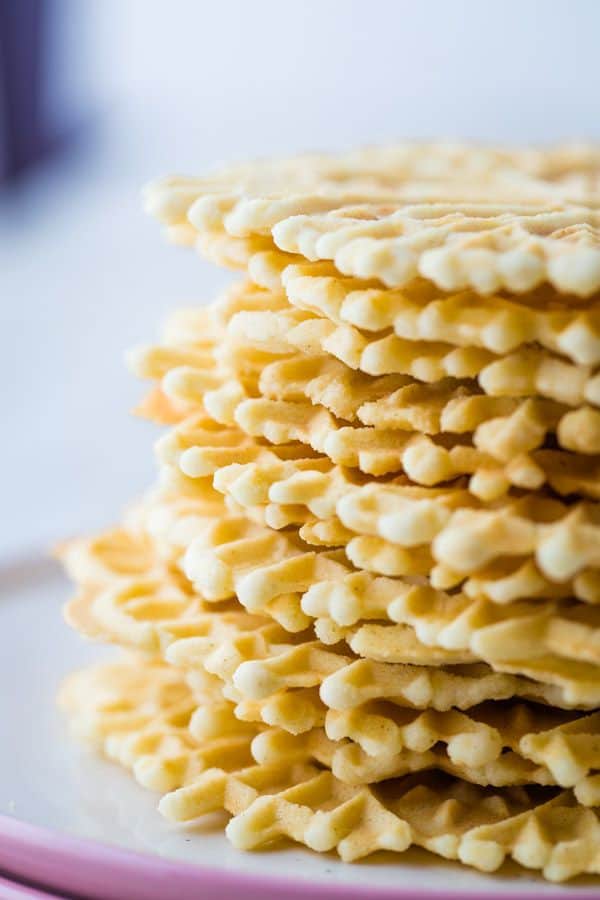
(146, 143, 600, 295)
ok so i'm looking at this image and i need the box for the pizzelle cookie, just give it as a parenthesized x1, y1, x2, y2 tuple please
(61, 655, 600, 880)
(227, 301, 600, 405)
(61, 143, 600, 882)
(208, 455, 600, 584)
(282, 262, 600, 363)
(131, 287, 600, 506)
(63, 511, 600, 708)
(145, 144, 600, 296)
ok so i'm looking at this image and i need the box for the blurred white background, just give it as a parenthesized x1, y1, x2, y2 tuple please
(2, 0, 600, 558)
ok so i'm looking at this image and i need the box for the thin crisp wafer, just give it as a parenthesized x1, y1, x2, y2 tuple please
(187, 489, 600, 606)
(324, 701, 569, 766)
(228, 306, 600, 406)
(211, 460, 600, 583)
(165, 571, 600, 706)
(320, 660, 593, 712)
(161, 329, 600, 458)
(282, 262, 600, 364)
(182, 530, 600, 702)
(64, 511, 597, 706)
(145, 144, 600, 295)
(61, 655, 600, 880)
(146, 144, 578, 226)
(223, 494, 600, 604)
(61, 658, 600, 878)
(129, 280, 600, 467)
(218, 403, 474, 487)
(273, 204, 600, 297)
(60, 658, 261, 792)
(251, 723, 555, 789)
(145, 145, 600, 218)
(219, 387, 600, 496)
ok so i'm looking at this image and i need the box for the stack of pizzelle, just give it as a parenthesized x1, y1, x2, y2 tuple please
(60, 144, 600, 882)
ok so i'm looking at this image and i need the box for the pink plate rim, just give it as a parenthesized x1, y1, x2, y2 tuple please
(0, 873, 70, 900)
(0, 812, 592, 900)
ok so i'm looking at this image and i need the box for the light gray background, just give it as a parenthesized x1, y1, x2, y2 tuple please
(2, 0, 599, 558)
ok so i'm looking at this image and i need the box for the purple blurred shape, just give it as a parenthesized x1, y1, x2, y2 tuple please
(0, 0, 48, 182)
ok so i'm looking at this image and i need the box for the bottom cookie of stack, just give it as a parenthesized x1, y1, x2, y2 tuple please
(60, 655, 600, 881)
(58, 518, 600, 883)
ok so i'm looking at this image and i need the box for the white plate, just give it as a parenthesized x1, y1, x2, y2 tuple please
(0, 553, 595, 899)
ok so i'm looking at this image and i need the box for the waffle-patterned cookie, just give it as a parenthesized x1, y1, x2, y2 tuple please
(164, 567, 600, 706)
(145, 143, 600, 295)
(211, 460, 600, 584)
(159, 321, 600, 458)
(60, 654, 600, 880)
(69, 519, 600, 706)
(274, 204, 600, 298)
(145, 144, 580, 226)
(251, 723, 555, 789)
(283, 263, 600, 364)
(229, 305, 600, 406)
(59, 658, 261, 793)
(203, 381, 600, 499)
